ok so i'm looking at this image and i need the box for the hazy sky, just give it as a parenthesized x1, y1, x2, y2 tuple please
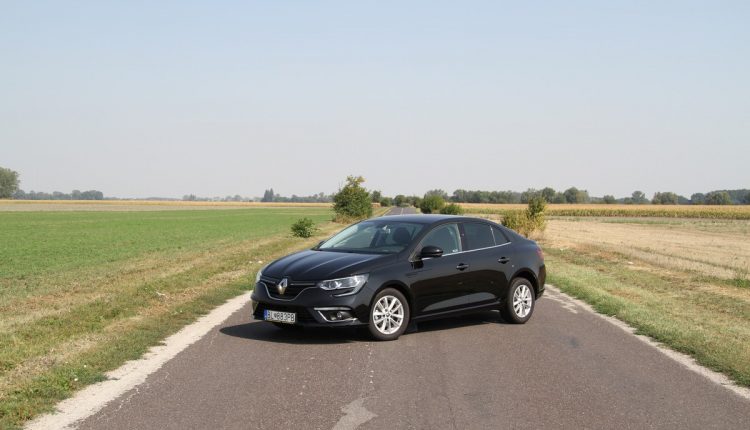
(2, 1, 749, 199)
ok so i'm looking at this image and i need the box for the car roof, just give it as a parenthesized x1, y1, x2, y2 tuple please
(373, 214, 494, 225)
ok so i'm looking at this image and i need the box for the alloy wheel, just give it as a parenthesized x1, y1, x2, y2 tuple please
(513, 284, 533, 318)
(373, 295, 404, 335)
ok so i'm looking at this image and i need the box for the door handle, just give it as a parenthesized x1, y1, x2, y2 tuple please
(456, 263, 469, 271)
(498, 257, 510, 264)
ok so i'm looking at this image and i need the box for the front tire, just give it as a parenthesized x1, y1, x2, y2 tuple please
(500, 278, 535, 324)
(368, 288, 410, 341)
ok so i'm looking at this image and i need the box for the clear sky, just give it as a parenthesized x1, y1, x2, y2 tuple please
(2, 1, 748, 199)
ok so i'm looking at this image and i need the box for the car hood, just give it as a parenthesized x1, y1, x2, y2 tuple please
(262, 250, 391, 282)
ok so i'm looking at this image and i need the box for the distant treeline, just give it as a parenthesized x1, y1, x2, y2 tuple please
(392, 188, 750, 206)
(181, 189, 333, 203)
(12, 189, 104, 200)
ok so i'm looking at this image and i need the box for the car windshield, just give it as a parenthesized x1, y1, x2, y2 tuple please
(318, 221, 425, 254)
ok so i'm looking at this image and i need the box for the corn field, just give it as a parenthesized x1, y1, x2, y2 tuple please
(459, 203, 750, 220)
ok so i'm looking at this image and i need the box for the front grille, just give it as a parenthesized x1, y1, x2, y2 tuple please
(253, 302, 316, 323)
(261, 276, 315, 300)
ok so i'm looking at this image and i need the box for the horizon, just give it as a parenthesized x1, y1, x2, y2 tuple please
(3, 1, 749, 198)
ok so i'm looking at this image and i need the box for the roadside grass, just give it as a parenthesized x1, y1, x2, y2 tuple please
(540, 218, 750, 388)
(0, 207, 338, 429)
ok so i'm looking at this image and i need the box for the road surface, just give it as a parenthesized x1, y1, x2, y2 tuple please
(75, 307, 750, 428)
(68, 206, 750, 429)
(385, 206, 418, 216)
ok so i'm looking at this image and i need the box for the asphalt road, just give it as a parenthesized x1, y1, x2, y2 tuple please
(77, 301, 750, 429)
(385, 206, 419, 216)
(74, 206, 750, 429)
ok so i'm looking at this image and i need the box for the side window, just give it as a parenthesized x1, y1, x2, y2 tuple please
(421, 223, 462, 255)
(492, 226, 510, 245)
(463, 223, 495, 250)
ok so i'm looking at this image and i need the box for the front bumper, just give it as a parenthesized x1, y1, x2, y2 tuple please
(250, 280, 370, 327)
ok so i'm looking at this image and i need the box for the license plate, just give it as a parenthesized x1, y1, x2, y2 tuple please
(264, 309, 296, 324)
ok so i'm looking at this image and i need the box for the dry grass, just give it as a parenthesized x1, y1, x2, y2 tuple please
(543, 219, 750, 280)
(537, 217, 750, 387)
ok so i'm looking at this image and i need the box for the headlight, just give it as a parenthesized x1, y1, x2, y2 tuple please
(317, 274, 369, 296)
(255, 264, 269, 284)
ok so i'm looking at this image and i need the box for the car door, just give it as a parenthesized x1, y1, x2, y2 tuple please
(407, 223, 468, 316)
(460, 222, 511, 307)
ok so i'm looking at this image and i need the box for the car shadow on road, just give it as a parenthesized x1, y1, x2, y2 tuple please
(221, 311, 508, 344)
(220, 322, 369, 344)
(413, 311, 506, 333)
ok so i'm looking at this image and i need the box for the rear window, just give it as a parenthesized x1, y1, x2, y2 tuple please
(463, 222, 495, 250)
(492, 226, 510, 245)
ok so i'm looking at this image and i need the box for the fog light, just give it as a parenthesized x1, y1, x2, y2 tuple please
(316, 308, 354, 322)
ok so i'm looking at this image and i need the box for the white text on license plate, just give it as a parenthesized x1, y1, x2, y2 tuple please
(264, 310, 296, 324)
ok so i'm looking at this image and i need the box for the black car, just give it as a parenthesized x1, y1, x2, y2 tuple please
(251, 214, 546, 340)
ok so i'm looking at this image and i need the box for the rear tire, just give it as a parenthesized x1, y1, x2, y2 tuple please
(368, 288, 410, 341)
(500, 278, 535, 324)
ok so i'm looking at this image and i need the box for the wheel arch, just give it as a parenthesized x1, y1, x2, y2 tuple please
(373, 281, 413, 315)
(510, 269, 540, 297)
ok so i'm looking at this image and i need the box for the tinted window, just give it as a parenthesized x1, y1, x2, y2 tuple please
(492, 226, 509, 245)
(464, 223, 495, 250)
(421, 223, 462, 255)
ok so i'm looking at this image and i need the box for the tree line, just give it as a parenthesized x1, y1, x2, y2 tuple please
(382, 188, 750, 206)
(1, 166, 105, 200)
(1, 165, 747, 205)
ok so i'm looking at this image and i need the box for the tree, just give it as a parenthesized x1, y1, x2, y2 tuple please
(691, 193, 706, 205)
(540, 187, 557, 203)
(745, 192, 750, 205)
(370, 190, 382, 203)
(261, 189, 274, 202)
(602, 195, 616, 204)
(563, 187, 589, 203)
(631, 191, 648, 204)
(705, 191, 732, 205)
(419, 195, 445, 214)
(520, 188, 539, 203)
(80, 190, 104, 200)
(424, 189, 449, 200)
(332, 175, 372, 221)
(652, 192, 679, 205)
(0, 167, 20, 199)
(379, 197, 393, 207)
(394, 195, 407, 207)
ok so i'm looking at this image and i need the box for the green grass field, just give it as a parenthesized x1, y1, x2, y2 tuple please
(0, 207, 337, 429)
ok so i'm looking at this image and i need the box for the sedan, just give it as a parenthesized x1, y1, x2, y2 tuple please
(251, 214, 546, 340)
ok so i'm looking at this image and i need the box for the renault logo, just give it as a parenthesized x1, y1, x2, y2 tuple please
(277, 278, 289, 295)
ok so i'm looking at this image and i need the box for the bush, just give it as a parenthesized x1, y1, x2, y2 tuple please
(501, 211, 529, 234)
(420, 195, 445, 214)
(501, 197, 547, 237)
(333, 176, 373, 222)
(440, 203, 464, 215)
(291, 217, 317, 238)
(379, 197, 393, 207)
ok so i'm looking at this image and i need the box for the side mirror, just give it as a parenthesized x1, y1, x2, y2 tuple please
(420, 245, 443, 259)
